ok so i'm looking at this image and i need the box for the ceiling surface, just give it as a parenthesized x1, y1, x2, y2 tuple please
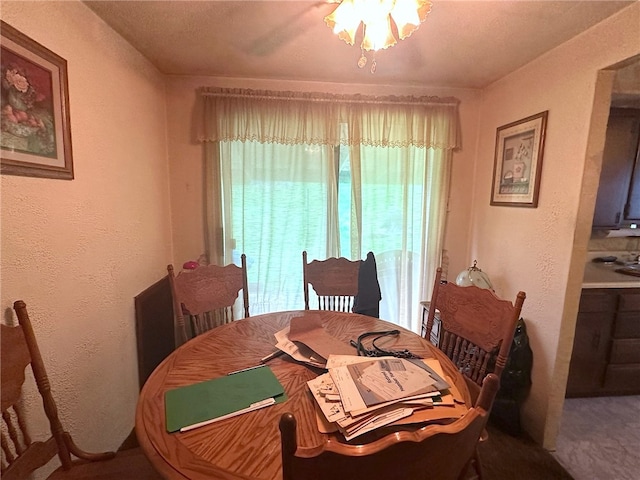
(83, 0, 636, 89)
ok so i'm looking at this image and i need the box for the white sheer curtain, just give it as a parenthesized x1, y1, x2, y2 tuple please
(199, 88, 460, 332)
(353, 144, 451, 331)
(218, 140, 338, 313)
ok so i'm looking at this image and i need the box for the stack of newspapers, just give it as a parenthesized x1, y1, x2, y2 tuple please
(308, 355, 468, 440)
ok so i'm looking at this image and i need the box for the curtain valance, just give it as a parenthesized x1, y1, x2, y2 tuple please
(198, 87, 461, 149)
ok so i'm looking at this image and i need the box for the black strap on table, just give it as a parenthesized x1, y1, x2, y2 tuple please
(350, 330, 421, 359)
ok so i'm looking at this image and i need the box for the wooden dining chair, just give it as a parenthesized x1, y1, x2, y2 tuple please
(423, 267, 526, 479)
(167, 254, 249, 343)
(424, 268, 526, 400)
(303, 250, 361, 312)
(1, 300, 161, 480)
(280, 372, 500, 480)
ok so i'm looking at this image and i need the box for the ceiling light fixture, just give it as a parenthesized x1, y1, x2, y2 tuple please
(324, 0, 432, 73)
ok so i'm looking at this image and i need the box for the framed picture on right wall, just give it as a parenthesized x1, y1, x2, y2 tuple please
(491, 111, 548, 207)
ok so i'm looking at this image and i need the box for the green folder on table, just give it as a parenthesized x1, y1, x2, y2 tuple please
(164, 365, 286, 433)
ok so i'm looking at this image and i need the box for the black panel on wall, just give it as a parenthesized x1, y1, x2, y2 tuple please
(134, 275, 175, 389)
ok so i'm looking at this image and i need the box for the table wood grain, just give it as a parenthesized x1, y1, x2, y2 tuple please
(135, 310, 471, 479)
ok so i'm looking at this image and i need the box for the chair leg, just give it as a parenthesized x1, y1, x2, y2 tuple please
(458, 448, 483, 480)
(458, 459, 476, 480)
(473, 447, 484, 480)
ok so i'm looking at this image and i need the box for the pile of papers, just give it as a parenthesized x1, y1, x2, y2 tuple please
(308, 355, 468, 441)
(266, 312, 468, 440)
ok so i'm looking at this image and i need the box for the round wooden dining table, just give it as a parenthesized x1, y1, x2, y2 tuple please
(135, 310, 471, 480)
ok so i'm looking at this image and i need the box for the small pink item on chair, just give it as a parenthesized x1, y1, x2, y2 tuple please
(183, 261, 199, 270)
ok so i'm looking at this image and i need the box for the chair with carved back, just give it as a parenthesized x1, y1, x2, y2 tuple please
(1, 300, 161, 480)
(280, 372, 500, 480)
(423, 267, 526, 479)
(424, 268, 526, 401)
(167, 254, 249, 343)
(303, 251, 361, 312)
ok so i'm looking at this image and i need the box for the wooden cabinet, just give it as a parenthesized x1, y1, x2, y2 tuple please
(566, 290, 616, 396)
(592, 108, 640, 229)
(567, 288, 640, 397)
(604, 290, 640, 393)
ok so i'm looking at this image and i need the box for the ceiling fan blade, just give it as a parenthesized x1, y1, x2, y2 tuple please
(243, 1, 335, 57)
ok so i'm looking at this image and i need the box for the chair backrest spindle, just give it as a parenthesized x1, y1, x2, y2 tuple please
(303, 251, 361, 312)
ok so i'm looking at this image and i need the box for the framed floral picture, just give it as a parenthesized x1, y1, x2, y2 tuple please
(490, 111, 548, 207)
(1, 21, 73, 179)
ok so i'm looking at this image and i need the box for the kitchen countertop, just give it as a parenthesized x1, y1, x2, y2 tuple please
(583, 252, 640, 288)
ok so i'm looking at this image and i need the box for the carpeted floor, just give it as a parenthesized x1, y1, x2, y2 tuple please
(476, 421, 574, 480)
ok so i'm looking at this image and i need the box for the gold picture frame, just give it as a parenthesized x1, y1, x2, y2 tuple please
(1, 21, 74, 180)
(491, 111, 548, 207)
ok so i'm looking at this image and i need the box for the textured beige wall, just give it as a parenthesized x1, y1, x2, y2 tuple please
(164, 76, 482, 280)
(0, 0, 171, 474)
(3, 0, 636, 465)
(469, 3, 640, 447)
